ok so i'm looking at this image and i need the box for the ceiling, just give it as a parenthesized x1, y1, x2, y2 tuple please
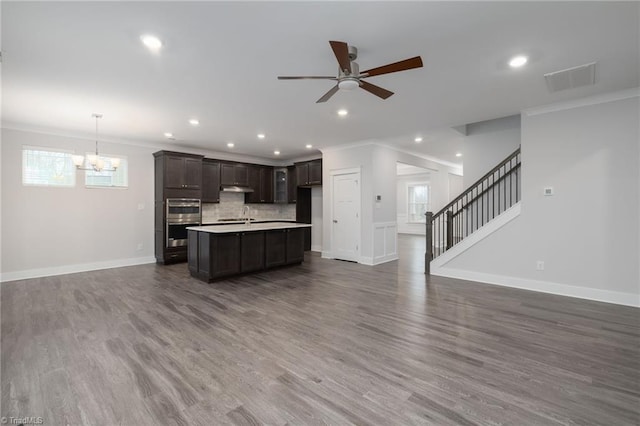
(2, 2, 638, 164)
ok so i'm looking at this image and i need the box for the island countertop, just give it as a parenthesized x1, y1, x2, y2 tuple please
(187, 222, 311, 234)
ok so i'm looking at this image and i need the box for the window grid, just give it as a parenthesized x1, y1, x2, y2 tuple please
(408, 184, 430, 223)
(84, 154, 128, 188)
(22, 146, 76, 187)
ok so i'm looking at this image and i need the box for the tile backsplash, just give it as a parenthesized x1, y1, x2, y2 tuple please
(202, 192, 295, 223)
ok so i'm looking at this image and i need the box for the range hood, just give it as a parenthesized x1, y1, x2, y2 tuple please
(220, 185, 254, 193)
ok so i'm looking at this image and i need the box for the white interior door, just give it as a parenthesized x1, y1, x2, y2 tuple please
(332, 172, 360, 261)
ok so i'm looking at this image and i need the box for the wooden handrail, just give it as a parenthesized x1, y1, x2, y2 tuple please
(451, 162, 521, 217)
(433, 147, 521, 218)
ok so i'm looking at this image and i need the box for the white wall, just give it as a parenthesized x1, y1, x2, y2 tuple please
(463, 115, 521, 187)
(448, 173, 463, 201)
(435, 92, 640, 306)
(322, 142, 461, 264)
(1, 128, 156, 281)
(311, 186, 323, 252)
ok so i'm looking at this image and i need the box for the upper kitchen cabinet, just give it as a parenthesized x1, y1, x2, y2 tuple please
(246, 165, 274, 203)
(295, 159, 322, 186)
(287, 166, 297, 203)
(221, 163, 249, 186)
(202, 159, 221, 203)
(154, 151, 203, 199)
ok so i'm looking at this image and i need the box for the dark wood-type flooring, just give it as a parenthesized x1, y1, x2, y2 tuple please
(2, 235, 639, 425)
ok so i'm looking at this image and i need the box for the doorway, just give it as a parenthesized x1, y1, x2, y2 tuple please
(331, 169, 360, 262)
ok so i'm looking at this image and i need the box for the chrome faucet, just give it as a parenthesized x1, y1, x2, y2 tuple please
(243, 205, 251, 225)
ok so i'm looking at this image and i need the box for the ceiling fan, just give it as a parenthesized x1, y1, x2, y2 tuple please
(278, 40, 423, 103)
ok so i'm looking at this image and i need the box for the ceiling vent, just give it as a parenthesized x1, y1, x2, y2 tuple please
(544, 62, 596, 93)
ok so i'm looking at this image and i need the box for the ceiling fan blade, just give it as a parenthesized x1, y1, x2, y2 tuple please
(278, 76, 337, 80)
(329, 41, 352, 74)
(316, 85, 340, 103)
(361, 56, 423, 77)
(360, 80, 394, 100)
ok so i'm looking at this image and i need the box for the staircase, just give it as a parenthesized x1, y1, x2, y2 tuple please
(425, 148, 521, 273)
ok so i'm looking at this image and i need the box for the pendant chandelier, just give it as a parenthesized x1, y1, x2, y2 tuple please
(72, 113, 120, 172)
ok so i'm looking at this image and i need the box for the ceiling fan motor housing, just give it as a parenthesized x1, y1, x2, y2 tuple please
(348, 45, 358, 61)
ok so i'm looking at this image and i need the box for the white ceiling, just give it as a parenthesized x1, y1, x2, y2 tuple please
(2, 2, 638, 163)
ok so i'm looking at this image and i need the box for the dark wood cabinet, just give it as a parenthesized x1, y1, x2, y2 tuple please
(296, 187, 312, 251)
(265, 228, 303, 266)
(287, 166, 297, 203)
(163, 153, 202, 190)
(246, 166, 274, 203)
(240, 232, 265, 272)
(202, 160, 221, 203)
(295, 159, 322, 186)
(221, 163, 248, 186)
(153, 151, 204, 264)
(308, 160, 322, 185)
(188, 226, 308, 282)
(260, 167, 274, 203)
(286, 228, 305, 263)
(265, 230, 287, 268)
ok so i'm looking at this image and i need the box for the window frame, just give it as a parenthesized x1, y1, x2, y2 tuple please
(22, 145, 77, 188)
(407, 182, 430, 224)
(83, 153, 129, 189)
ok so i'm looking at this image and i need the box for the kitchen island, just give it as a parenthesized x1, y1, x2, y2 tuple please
(187, 222, 312, 282)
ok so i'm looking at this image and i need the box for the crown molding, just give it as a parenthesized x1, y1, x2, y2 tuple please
(523, 87, 640, 117)
(1, 121, 288, 166)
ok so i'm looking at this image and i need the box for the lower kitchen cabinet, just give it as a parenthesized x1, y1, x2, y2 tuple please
(265, 230, 287, 268)
(188, 226, 308, 282)
(285, 228, 305, 264)
(240, 232, 265, 272)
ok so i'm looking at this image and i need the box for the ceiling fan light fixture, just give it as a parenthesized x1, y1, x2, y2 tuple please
(338, 78, 359, 91)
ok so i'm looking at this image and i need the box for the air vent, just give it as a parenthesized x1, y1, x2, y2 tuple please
(544, 62, 596, 93)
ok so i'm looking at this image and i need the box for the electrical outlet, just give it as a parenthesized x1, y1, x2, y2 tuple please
(543, 187, 554, 196)
(137, 243, 143, 251)
(137, 203, 145, 210)
(536, 261, 545, 271)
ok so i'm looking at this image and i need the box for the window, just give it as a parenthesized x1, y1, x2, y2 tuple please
(22, 146, 76, 187)
(408, 184, 430, 223)
(84, 154, 128, 188)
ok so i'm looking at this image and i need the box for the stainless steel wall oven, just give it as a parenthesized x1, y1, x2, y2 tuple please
(166, 199, 201, 247)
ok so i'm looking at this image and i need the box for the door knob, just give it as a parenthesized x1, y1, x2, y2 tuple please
(333, 220, 338, 223)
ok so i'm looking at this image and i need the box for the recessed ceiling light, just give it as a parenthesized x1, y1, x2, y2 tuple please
(164, 132, 173, 138)
(227, 142, 234, 148)
(305, 144, 313, 149)
(189, 119, 199, 126)
(456, 152, 463, 157)
(257, 133, 266, 139)
(141, 35, 162, 50)
(337, 109, 348, 117)
(274, 150, 280, 155)
(414, 137, 423, 143)
(509, 55, 528, 68)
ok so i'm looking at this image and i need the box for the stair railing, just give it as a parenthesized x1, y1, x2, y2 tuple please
(425, 147, 521, 272)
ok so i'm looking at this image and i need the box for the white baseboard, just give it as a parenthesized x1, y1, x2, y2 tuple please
(369, 254, 399, 265)
(311, 245, 322, 253)
(0, 256, 157, 283)
(431, 267, 640, 307)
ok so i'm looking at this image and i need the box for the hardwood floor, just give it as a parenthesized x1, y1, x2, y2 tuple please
(2, 235, 639, 425)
